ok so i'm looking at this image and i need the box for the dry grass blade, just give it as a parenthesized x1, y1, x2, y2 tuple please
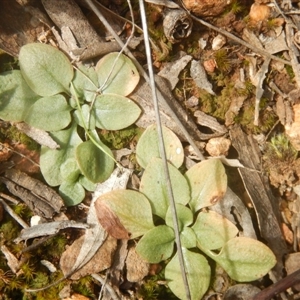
(138, 1, 191, 299)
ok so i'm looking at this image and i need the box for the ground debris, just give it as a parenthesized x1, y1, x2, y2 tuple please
(0, 168, 64, 218)
(15, 122, 59, 149)
(230, 125, 287, 279)
(14, 220, 89, 243)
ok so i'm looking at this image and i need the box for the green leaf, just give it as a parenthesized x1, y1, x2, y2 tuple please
(95, 189, 154, 239)
(19, 43, 73, 96)
(24, 94, 72, 131)
(0, 70, 39, 121)
(205, 237, 276, 282)
(95, 52, 139, 96)
(136, 124, 184, 169)
(165, 248, 211, 300)
(59, 180, 85, 206)
(192, 210, 238, 250)
(136, 225, 175, 263)
(60, 158, 81, 182)
(40, 122, 82, 186)
(74, 104, 96, 130)
(93, 94, 141, 130)
(76, 139, 114, 183)
(185, 158, 227, 213)
(78, 175, 97, 192)
(140, 158, 190, 219)
(71, 65, 98, 102)
(180, 226, 197, 249)
(165, 204, 193, 231)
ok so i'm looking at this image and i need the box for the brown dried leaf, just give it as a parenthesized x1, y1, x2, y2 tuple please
(60, 234, 117, 280)
(281, 222, 293, 245)
(1, 245, 20, 274)
(63, 293, 92, 300)
(95, 201, 130, 239)
(126, 246, 149, 282)
(286, 104, 300, 150)
(276, 96, 286, 125)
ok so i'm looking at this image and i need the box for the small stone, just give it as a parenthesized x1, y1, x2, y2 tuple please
(203, 59, 216, 73)
(249, 3, 271, 23)
(182, 0, 233, 17)
(206, 137, 231, 156)
(186, 96, 199, 108)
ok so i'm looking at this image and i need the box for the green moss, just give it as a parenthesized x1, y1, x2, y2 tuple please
(0, 219, 20, 241)
(214, 49, 231, 73)
(72, 275, 95, 298)
(100, 125, 143, 150)
(236, 80, 255, 97)
(285, 64, 295, 79)
(0, 125, 39, 151)
(265, 134, 298, 162)
(222, 0, 246, 15)
(229, 0, 244, 14)
(234, 98, 278, 134)
(44, 235, 68, 258)
(198, 83, 234, 121)
(21, 261, 36, 281)
(13, 203, 32, 220)
(137, 272, 179, 300)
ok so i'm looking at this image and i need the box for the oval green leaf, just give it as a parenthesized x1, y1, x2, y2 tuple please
(24, 94, 71, 131)
(136, 124, 184, 169)
(59, 180, 85, 206)
(19, 43, 73, 96)
(192, 210, 238, 250)
(207, 237, 276, 282)
(185, 158, 227, 213)
(140, 158, 190, 219)
(180, 226, 197, 249)
(76, 140, 114, 183)
(95, 52, 139, 96)
(0, 70, 39, 121)
(93, 94, 141, 130)
(95, 189, 154, 239)
(136, 225, 175, 263)
(165, 248, 211, 300)
(71, 65, 98, 102)
(40, 122, 82, 186)
(78, 175, 97, 192)
(60, 158, 81, 182)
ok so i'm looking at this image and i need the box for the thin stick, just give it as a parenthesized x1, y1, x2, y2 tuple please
(178, 1, 292, 66)
(91, 273, 120, 300)
(0, 198, 29, 229)
(139, 1, 191, 299)
(253, 268, 300, 300)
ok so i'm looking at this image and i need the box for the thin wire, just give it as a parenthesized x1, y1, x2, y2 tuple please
(139, 1, 191, 299)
